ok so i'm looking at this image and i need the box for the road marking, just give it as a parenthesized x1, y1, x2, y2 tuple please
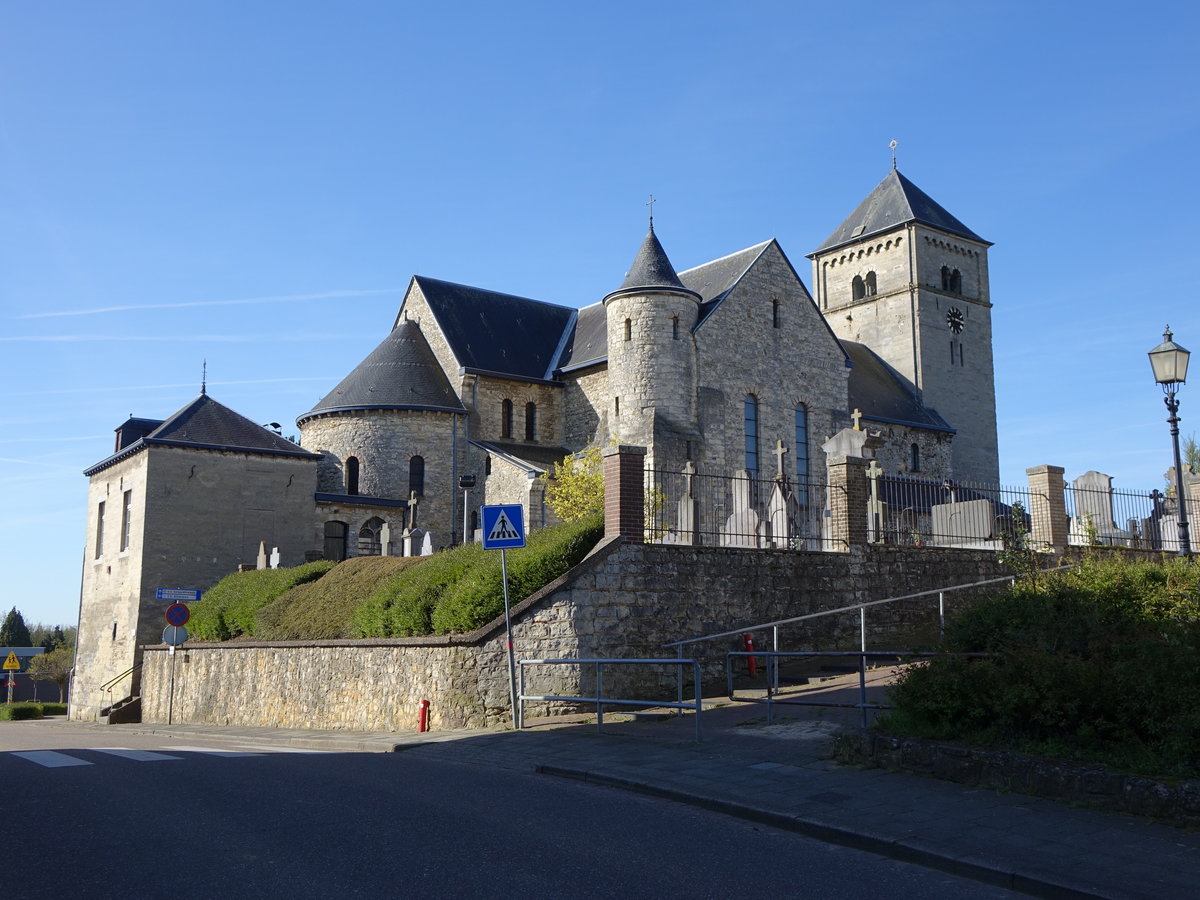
(12, 750, 92, 768)
(166, 745, 266, 757)
(94, 748, 182, 762)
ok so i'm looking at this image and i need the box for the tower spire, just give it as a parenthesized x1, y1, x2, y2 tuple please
(201, 359, 207, 395)
(646, 193, 656, 229)
(889, 139, 898, 171)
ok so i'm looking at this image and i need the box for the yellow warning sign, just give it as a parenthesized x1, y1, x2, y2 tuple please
(3, 652, 20, 671)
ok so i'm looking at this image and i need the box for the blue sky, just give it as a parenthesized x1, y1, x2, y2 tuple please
(3, 1, 1197, 626)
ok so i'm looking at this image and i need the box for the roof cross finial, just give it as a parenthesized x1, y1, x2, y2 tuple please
(889, 139, 898, 171)
(201, 359, 207, 395)
(646, 193, 656, 229)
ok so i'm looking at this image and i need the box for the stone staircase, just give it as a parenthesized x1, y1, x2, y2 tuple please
(99, 695, 141, 724)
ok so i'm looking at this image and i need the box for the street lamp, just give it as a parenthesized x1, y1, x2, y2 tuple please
(1148, 325, 1192, 556)
(459, 474, 476, 544)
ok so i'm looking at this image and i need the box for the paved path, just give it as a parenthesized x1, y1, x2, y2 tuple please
(48, 685, 1200, 900)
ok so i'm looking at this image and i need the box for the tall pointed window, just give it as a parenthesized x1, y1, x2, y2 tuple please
(409, 455, 425, 497)
(744, 394, 759, 476)
(95, 501, 105, 559)
(624, 318, 632, 342)
(910, 443, 921, 473)
(346, 456, 360, 495)
(501, 399, 513, 439)
(794, 404, 810, 505)
(772, 298, 780, 328)
(525, 402, 537, 441)
(672, 315, 680, 339)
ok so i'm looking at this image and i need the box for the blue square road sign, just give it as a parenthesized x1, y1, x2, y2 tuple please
(481, 504, 526, 550)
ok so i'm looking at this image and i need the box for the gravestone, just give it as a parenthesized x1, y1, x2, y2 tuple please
(674, 460, 700, 545)
(420, 532, 434, 556)
(1069, 470, 1132, 545)
(269, 546, 281, 569)
(402, 528, 425, 558)
(720, 470, 760, 548)
(866, 460, 886, 543)
(767, 479, 792, 549)
(931, 499, 995, 546)
(256, 541, 268, 570)
(380, 521, 393, 557)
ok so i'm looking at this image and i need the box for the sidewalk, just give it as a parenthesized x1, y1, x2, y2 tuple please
(79, 679, 1200, 900)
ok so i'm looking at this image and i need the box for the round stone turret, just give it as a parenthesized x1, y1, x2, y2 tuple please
(603, 226, 701, 461)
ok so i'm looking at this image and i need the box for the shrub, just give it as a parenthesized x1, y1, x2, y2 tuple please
(878, 555, 1200, 777)
(188, 561, 334, 640)
(0, 702, 43, 721)
(39, 702, 67, 716)
(256, 556, 423, 639)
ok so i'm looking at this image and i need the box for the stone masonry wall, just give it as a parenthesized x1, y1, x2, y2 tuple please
(140, 540, 1013, 733)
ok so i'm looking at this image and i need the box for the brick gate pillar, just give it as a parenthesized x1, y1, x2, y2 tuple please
(603, 444, 646, 542)
(1026, 464, 1069, 552)
(826, 455, 870, 548)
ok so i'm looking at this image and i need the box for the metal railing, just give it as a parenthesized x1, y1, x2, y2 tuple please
(726, 649, 993, 728)
(644, 466, 842, 551)
(663, 568, 1073, 721)
(876, 477, 1036, 549)
(99, 663, 141, 714)
(1063, 483, 1200, 550)
(517, 657, 704, 741)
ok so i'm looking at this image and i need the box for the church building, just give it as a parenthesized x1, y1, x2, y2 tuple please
(72, 168, 998, 720)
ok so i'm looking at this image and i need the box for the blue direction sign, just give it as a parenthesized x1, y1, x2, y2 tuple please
(481, 504, 526, 550)
(156, 588, 202, 602)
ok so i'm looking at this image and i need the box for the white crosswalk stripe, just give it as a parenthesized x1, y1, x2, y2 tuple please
(4, 744, 314, 768)
(94, 748, 182, 762)
(12, 750, 92, 768)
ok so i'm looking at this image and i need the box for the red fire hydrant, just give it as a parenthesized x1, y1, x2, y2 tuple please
(417, 699, 430, 733)
(742, 634, 757, 677)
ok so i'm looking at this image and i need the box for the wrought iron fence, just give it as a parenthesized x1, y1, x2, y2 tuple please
(644, 467, 842, 551)
(1063, 481, 1200, 550)
(876, 476, 1035, 549)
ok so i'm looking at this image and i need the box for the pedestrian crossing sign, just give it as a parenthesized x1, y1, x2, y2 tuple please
(481, 504, 526, 550)
(3, 651, 20, 670)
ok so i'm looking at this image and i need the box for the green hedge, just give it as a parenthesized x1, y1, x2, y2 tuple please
(188, 561, 335, 640)
(354, 512, 604, 637)
(879, 555, 1200, 777)
(39, 702, 67, 715)
(0, 702, 44, 721)
(256, 556, 424, 639)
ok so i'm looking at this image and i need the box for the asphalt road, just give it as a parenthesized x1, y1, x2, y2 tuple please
(3, 722, 1015, 899)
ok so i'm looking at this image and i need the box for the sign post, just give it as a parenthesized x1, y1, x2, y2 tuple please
(3, 652, 19, 705)
(481, 504, 526, 728)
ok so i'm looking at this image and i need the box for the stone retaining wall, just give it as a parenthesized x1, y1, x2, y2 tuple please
(835, 731, 1200, 827)
(141, 540, 1014, 733)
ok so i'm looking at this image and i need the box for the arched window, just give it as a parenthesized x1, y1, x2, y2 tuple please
(323, 521, 348, 562)
(624, 318, 632, 341)
(940, 265, 951, 291)
(409, 455, 425, 497)
(525, 402, 536, 441)
(864, 271, 877, 296)
(949, 268, 962, 294)
(614, 396, 620, 417)
(851, 275, 865, 300)
(795, 404, 810, 505)
(501, 399, 513, 439)
(346, 456, 360, 495)
(772, 298, 780, 328)
(357, 516, 385, 557)
(910, 443, 921, 473)
(672, 315, 680, 339)
(744, 394, 759, 476)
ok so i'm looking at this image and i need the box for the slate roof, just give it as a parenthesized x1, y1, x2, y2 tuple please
(410, 276, 574, 382)
(555, 302, 607, 371)
(813, 170, 989, 255)
(678, 240, 774, 326)
(300, 318, 465, 422)
(472, 439, 571, 474)
(85, 393, 319, 476)
(843, 341, 953, 432)
(605, 226, 699, 300)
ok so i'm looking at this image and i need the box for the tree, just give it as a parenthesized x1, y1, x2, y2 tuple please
(40, 625, 66, 653)
(0, 607, 32, 647)
(26, 648, 73, 702)
(541, 444, 605, 522)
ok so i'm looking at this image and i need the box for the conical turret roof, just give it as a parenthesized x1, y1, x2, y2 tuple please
(606, 225, 699, 301)
(812, 170, 990, 255)
(299, 318, 465, 423)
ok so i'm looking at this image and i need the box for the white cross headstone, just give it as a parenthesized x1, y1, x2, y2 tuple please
(269, 546, 281, 569)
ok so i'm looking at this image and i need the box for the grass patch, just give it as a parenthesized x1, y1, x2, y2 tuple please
(877, 554, 1200, 778)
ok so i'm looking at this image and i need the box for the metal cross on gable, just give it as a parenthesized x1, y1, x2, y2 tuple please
(646, 193, 655, 227)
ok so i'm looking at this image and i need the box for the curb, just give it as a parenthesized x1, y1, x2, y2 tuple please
(535, 765, 1104, 900)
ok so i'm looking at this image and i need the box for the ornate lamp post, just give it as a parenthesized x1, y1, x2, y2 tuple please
(1148, 326, 1192, 556)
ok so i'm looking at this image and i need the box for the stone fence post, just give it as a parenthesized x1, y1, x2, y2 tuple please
(603, 444, 646, 543)
(1026, 464, 1068, 552)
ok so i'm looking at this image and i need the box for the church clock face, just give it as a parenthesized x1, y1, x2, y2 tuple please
(946, 307, 965, 334)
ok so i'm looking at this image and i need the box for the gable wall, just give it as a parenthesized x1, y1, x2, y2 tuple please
(562, 366, 609, 450)
(694, 244, 848, 483)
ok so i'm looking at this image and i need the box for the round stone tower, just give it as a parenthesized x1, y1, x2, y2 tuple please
(603, 224, 701, 469)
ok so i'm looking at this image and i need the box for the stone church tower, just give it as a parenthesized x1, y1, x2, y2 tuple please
(603, 224, 702, 471)
(810, 169, 999, 485)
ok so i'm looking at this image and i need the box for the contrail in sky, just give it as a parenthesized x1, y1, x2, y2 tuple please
(18, 288, 403, 318)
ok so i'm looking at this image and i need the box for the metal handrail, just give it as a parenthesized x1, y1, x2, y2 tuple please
(518, 657, 704, 741)
(100, 663, 141, 712)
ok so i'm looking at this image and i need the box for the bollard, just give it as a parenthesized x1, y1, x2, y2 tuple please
(417, 698, 430, 733)
(742, 634, 757, 677)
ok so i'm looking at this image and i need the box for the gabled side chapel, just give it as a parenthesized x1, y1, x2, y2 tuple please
(72, 169, 998, 719)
